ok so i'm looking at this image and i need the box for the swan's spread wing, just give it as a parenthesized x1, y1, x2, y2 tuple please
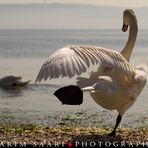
(36, 45, 135, 83)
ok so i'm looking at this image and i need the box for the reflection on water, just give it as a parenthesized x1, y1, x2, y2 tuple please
(0, 86, 24, 98)
(0, 83, 59, 98)
(0, 84, 29, 98)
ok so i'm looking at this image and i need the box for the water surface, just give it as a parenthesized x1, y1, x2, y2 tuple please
(0, 29, 147, 127)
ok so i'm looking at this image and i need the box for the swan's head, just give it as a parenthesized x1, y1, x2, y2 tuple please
(122, 9, 137, 32)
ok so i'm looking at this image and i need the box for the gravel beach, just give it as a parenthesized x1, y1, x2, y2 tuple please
(0, 125, 147, 147)
(0, 109, 148, 147)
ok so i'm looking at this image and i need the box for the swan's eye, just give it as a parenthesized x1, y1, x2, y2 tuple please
(122, 24, 128, 32)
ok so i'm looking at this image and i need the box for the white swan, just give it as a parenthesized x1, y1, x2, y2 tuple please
(0, 76, 30, 88)
(36, 9, 147, 136)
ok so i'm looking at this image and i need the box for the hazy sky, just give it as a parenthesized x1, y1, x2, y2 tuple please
(0, 0, 148, 7)
(0, 0, 147, 29)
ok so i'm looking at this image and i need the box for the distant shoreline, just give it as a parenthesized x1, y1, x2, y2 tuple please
(0, 28, 148, 31)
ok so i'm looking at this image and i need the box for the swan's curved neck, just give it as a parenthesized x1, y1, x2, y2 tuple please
(121, 18, 138, 62)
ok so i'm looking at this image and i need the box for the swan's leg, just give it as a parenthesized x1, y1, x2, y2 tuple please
(108, 114, 122, 136)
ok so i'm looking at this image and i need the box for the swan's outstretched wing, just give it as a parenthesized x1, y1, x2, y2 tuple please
(36, 45, 135, 84)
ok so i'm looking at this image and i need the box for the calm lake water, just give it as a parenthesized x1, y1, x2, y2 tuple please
(0, 29, 147, 127)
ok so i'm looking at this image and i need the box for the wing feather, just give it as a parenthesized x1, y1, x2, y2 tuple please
(36, 45, 135, 83)
(73, 47, 90, 67)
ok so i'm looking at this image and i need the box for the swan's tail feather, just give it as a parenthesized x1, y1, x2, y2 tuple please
(135, 63, 148, 81)
(76, 77, 95, 88)
(81, 86, 94, 92)
(135, 63, 148, 73)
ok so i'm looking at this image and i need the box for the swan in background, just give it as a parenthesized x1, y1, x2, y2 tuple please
(36, 9, 147, 136)
(0, 76, 30, 88)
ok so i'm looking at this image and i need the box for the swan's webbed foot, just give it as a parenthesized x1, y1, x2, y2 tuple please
(54, 85, 83, 105)
(108, 130, 116, 136)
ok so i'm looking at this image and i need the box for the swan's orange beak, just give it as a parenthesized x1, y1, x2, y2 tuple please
(122, 23, 128, 32)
